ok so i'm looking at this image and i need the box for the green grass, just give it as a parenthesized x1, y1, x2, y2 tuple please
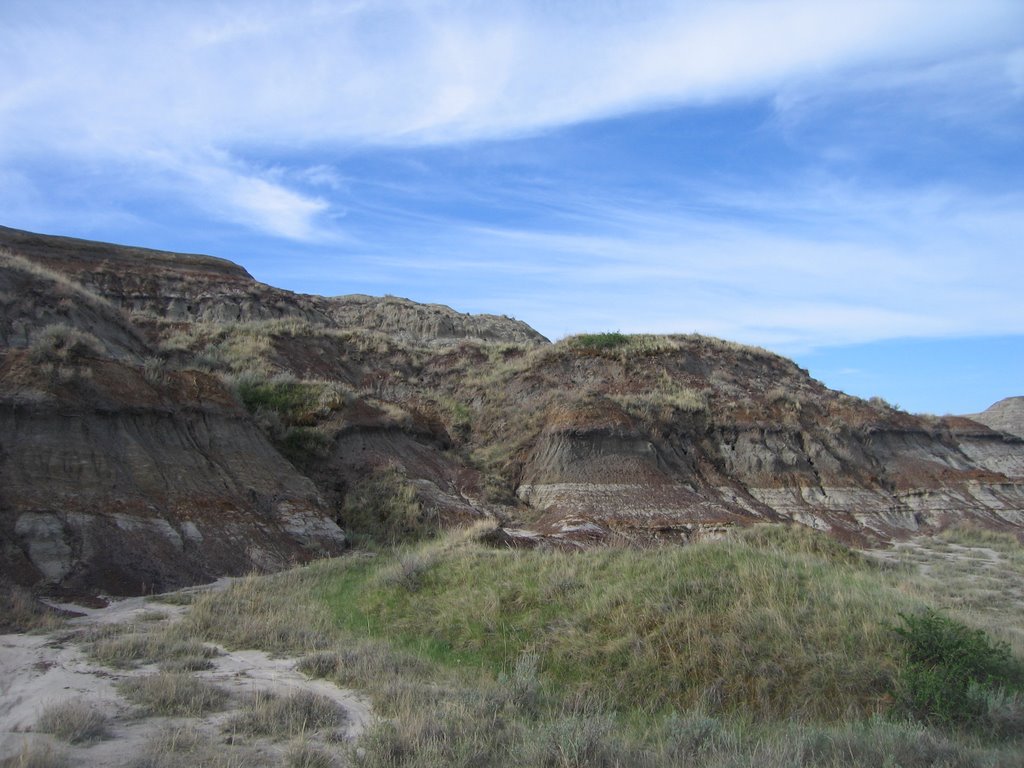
(170, 527, 1024, 767)
(569, 331, 630, 351)
(894, 609, 1024, 735)
(324, 525, 908, 720)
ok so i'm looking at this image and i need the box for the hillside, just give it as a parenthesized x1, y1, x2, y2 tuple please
(968, 397, 1024, 440)
(2, 225, 1023, 596)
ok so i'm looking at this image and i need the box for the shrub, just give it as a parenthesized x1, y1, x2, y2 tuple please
(341, 470, 436, 546)
(569, 332, 629, 351)
(235, 375, 314, 423)
(28, 324, 103, 364)
(894, 609, 1024, 732)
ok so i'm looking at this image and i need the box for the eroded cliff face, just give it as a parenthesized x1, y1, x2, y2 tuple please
(0, 226, 546, 345)
(968, 397, 1024, 440)
(496, 341, 1024, 546)
(0, 246, 345, 595)
(0, 350, 347, 594)
(2, 225, 1023, 594)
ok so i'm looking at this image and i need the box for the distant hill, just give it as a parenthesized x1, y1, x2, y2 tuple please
(967, 397, 1024, 439)
(2, 225, 1023, 596)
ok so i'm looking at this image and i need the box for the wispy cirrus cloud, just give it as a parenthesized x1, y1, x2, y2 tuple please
(2, 1, 1022, 242)
(323, 175, 1024, 351)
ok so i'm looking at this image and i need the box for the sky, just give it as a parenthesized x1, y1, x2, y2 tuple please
(1, 0, 1022, 415)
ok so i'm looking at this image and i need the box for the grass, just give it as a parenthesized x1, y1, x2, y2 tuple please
(151, 526, 1024, 767)
(227, 690, 347, 740)
(86, 628, 220, 669)
(284, 742, 337, 768)
(28, 323, 104, 364)
(0, 583, 65, 633)
(297, 652, 341, 679)
(118, 672, 228, 717)
(569, 331, 630, 351)
(0, 743, 69, 768)
(121, 723, 254, 768)
(326, 525, 905, 720)
(34, 699, 110, 744)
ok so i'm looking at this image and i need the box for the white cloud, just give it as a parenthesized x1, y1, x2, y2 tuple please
(1, 0, 1021, 241)
(346, 177, 1024, 351)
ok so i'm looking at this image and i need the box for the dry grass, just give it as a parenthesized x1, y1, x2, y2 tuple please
(34, 699, 110, 744)
(284, 742, 339, 768)
(887, 529, 1024, 656)
(297, 652, 342, 679)
(87, 629, 220, 669)
(121, 723, 254, 768)
(118, 673, 228, 717)
(27, 324, 104, 364)
(182, 566, 336, 655)
(0, 583, 65, 634)
(0, 249, 114, 312)
(227, 690, 347, 740)
(0, 743, 69, 768)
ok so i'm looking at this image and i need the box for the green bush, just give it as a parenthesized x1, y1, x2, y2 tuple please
(571, 332, 629, 351)
(236, 377, 315, 423)
(341, 471, 436, 546)
(894, 609, 1024, 733)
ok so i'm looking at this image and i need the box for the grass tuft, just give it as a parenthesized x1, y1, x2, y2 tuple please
(227, 690, 347, 740)
(297, 652, 341, 679)
(0, 743, 69, 768)
(118, 673, 228, 717)
(34, 699, 110, 744)
(284, 742, 337, 768)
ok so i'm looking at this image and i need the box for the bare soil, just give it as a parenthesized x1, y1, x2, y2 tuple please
(0, 580, 371, 766)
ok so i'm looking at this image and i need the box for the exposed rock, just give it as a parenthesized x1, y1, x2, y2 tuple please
(0, 226, 546, 346)
(0, 350, 345, 595)
(2, 225, 1023, 596)
(967, 396, 1024, 439)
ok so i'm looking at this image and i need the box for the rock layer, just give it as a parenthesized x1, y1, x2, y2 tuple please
(2, 225, 1023, 594)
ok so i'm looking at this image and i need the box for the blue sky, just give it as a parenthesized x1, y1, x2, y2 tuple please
(1, 1, 1022, 415)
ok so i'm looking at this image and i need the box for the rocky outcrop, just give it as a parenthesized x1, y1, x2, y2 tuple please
(0, 348, 345, 595)
(0, 226, 546, 345)
(967, 397, 1024, 439)
(498, 341, 1024, 546)
(2, 224, 1023, 592)
(0, 246, 346, 595)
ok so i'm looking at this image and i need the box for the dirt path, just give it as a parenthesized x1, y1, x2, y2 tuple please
(0, 583, 372, 766)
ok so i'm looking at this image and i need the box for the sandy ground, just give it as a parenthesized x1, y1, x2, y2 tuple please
(0, 581, 372, 766)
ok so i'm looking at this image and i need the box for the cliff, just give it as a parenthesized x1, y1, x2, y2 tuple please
(2, 226, 1022, 594)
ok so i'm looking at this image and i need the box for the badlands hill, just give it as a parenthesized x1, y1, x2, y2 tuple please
(969, 397, 1024, 440)
(1, 225, 1022, 596)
